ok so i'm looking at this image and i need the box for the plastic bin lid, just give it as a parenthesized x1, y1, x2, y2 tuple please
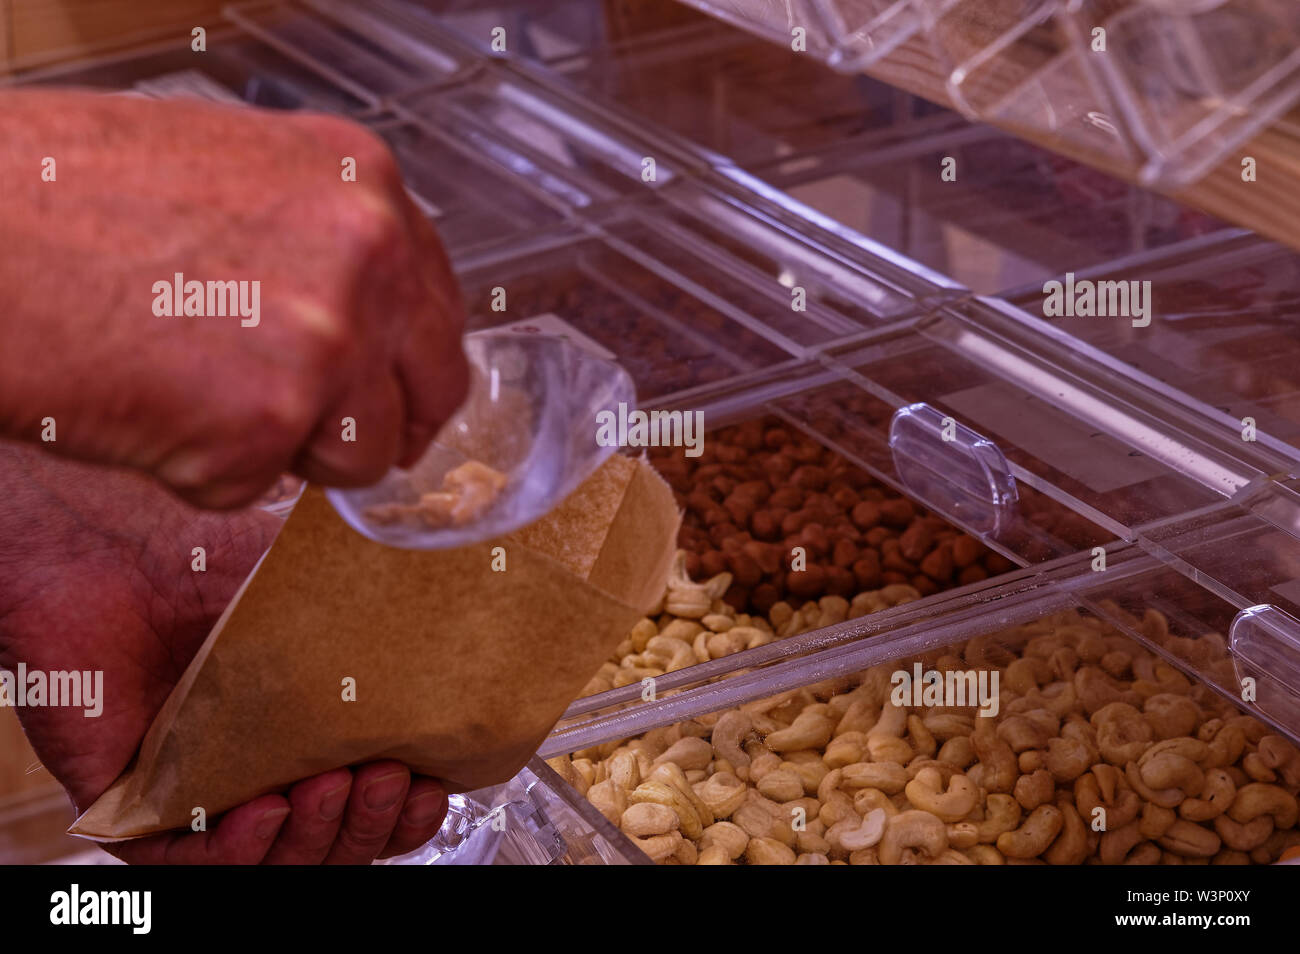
(1004, 232, 1300, 480)
(756, 122, 1230, 296)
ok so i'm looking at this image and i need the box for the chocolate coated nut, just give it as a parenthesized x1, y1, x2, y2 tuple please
(851, 501, 881, 530)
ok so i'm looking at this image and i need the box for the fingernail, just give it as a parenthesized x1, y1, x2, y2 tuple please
(256, 808, 290, 840)
(401, 791, 445, 826)
(364, 772, 407, 811)
(320, 784, 350, 822)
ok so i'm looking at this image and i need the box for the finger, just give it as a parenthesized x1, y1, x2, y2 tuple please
(322, 761, 410, 865)
(393, 209, 469, 468)
(168, 468, 293, 511)
(393, 318, 470, 469)
(108, 794, 290, 865)
(378, 776, 448, 859)
(292, 372, 405, 487)
(261, 768, 353, 865)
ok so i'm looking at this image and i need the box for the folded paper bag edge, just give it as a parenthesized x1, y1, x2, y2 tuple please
(70, 455, 679, 840)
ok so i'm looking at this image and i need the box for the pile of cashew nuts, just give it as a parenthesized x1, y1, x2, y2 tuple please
(552, 605, 1300, 864)
(581, 550, 923, 696)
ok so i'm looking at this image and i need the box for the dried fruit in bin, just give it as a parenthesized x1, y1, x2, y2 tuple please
(556, 606, 1300, 865)
(648, 416, 1014, 616)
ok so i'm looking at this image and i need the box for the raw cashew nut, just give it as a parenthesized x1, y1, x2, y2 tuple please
(746, 837, 797, 865)
(997, 804, 1063, 859)
(1043, 801, 1090, 865)
(827, 808, 887, 852)
(630, 780, 703, 839)
(652, 736, 713, 772)
(694, 772, 748, 818)
(823, 732, 868, 768)
(841, 761, 909, 794)
(756, 768, 805, 803)
(1179, 769, 1236, 822)
(1214, 813, 1273, 852)
(972, 731, 1017, 794)
(974, 794, 1022, 843)
(1227, 783, 1299, 828)
(621, 802, 679, 837)
(1139, 751, 1204, 798)
(635, 830, 684, 862)
(711, 710, 754, 774)
(766, 711, 835, 752)
(1045, 737, 1092, 782)
(1157, 819, 1221, 858)
(699, 821, 748, 859)
(587, 779, 627, 825)
(1099, 821, 1148, 865)
(905, 768, 979, 823)
(879, 810, 948, 865)
(696, 845, 731, 865)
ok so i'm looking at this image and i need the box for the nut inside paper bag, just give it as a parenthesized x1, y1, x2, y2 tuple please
(72, 454, 679, 840)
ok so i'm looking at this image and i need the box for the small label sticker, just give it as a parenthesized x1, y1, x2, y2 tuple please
(495, 313, 616, 361)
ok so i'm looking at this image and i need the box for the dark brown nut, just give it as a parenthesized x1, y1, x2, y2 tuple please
(832, 538, 859, 568)
(985, 552, 1016, 574)
(707, 523, 738, 548)
(762, 454, 795, 482)
(865, 526, 893, 546)
(852, 553, 883, 589)
(831, 486, 859, 510)
(851, 501, 881, 530)
(882, 548, 917, 575)
(911, 576, 940, 597)
(699, 550, 728, 578)
(781, 509, 811, 536)
(751, 510, 782, 541)
(799, 523, 830, 557)
(751, 584, 781, 615)
(726, 551, 762, 587)
(768, 486, 804, 510)
(825, 566, 856, 597)
(786, 565, 827, 599)
(958, 565, 987, 586)
(920, 544, 954, 582)
(879, 499, 915, 528)
(899, 522, 933, 561)
(790, 442, 823, 464)
(951, 535, 982, 568)
(743, 540, 782, 575)
(790, 465, 829, 490)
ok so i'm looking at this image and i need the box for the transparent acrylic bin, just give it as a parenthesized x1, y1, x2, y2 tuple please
(541, 513, 1300, 865)
(1003, 231, 1300, 475)
(10, 22, 369, 113)
(392, 67, 703, 211)
(363, 115, 574, 260)
(385, 757, 649, 865)
(546, 15, 960, 169)
(1083, 0, 1300, 188)
(452, 184, 939, 404)
(222, 0, 478, 102)
(397, 0, 714, 64)
(750, 120, 1230, 296)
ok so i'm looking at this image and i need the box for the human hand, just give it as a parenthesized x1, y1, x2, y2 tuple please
(0, 443, 448, 863)
(0, 90, 468, 509)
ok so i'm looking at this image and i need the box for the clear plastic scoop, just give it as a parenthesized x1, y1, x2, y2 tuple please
(326, 330, 634, 549)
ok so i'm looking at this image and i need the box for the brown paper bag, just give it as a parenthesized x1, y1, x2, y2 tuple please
(72, 455, 679, 840)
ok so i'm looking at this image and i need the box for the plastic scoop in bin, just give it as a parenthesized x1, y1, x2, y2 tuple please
(327, 330, 635, 549)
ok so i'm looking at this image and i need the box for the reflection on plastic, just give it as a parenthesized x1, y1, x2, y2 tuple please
(889, 401, 1018, 535)
(327, 330, 635, 549)
(1229, 603, 1300, 737)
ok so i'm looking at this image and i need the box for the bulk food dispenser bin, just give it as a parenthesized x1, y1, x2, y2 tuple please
(3, 0, 1299, 867)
